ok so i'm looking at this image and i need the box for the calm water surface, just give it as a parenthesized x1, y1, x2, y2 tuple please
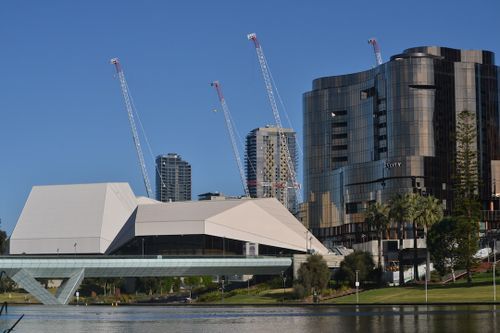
(1, 304, 499, 332)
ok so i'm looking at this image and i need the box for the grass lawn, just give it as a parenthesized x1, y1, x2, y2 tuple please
(197, 287, 295, 304)
(328, 272, 500, 304)
(0, 292, 40, 304)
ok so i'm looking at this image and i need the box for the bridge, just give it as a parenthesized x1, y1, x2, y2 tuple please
(0, 255, 292, 305)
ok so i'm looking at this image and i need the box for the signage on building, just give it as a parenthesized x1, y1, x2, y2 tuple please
(385, 161, 402, 169)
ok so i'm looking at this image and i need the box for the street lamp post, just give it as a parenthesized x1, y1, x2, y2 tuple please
(355, 270, 360, 304)
(281, 271, 286, 303)
(73, 242, 77, 257)
(494, 239, 497, 302)
(221, 277, 225, 303)
(305, 230, 308, 253)
(425, 267, 428, 303)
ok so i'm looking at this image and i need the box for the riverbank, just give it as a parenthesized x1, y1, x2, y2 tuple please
(2, 272, 500, 306)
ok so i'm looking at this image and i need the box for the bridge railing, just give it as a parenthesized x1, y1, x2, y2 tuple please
(0, 254, 293, 260)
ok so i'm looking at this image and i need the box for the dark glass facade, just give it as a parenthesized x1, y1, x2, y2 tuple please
(112, 235, 300, 256)
(303, 46, 500, 245)
(156, 153, 192, 202)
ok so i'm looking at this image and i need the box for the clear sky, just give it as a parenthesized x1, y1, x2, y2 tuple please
(0, 0, 499, 234)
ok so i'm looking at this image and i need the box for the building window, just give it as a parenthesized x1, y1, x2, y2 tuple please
(331, 145, 348, 151)
(346, 202, 362, 214)
(332, 133, 348, 139)
(331, 110, 347, 116)
(360, 87, 375, 100)
(409, 84, 436, 90)
(332, 156, 348, 162)
(332, 122, 347, 128)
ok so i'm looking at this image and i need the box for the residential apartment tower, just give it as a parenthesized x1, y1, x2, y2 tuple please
(156, 153, 191, 202)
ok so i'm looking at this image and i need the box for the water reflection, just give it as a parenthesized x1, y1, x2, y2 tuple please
(0, 305, 499, 332)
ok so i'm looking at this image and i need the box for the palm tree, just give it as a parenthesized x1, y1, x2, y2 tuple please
(389, 194, 408, 285)
(389, 193, 420, 282)
(415, 195, 443, 283)
(364, 202, 390, 273)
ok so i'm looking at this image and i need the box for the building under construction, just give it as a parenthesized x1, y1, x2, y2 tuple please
(246, 126, 298, 213)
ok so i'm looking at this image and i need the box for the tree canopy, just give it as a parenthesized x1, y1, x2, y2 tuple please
(428, 217, 461, 277)
(364, 202, 390, 273)
(335, 251, 376, 287)
(296, 254, 331, 295)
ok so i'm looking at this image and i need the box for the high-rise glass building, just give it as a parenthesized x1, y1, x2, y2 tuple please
(246, 126, 298, 212)
(303, 46, 500, 244)
(156, 153, 191, 202)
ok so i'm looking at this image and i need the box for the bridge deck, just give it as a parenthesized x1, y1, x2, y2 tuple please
(0, 256, 293, 305)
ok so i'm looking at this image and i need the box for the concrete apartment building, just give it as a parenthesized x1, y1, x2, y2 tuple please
(155, 153, 191, 202)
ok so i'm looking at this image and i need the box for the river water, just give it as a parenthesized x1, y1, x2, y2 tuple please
(1, 304, 499, 332)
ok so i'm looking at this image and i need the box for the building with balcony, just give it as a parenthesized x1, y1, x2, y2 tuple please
(245, 126, 298, 213)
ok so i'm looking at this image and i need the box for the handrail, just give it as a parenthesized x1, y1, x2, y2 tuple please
(0, 254, 293, 260)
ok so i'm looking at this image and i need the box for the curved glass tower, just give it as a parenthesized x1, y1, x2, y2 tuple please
(303, 46, 500, 244)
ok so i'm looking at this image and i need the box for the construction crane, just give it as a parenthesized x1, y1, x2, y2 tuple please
(247, 32, 301, 209)
(368, 38, 383, 66)
(110, 57, 154, 198)
(211, 81, 250, 197)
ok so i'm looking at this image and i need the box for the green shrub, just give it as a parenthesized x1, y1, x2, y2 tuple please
(296, 254, 331, 295)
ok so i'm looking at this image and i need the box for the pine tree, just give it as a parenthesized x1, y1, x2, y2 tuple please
(454, 110, 480, 285)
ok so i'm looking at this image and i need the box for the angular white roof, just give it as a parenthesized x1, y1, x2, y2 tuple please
(133, 198, 328, 254)
(10, 183, 137, 254)
(10, 183, 328, 255)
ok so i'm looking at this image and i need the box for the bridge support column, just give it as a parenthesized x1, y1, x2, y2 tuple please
(9, 269, 85, 305)
(55, 269, 85, 305)
(9, 269, 60, 305)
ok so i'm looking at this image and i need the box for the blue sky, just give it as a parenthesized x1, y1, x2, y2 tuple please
(0, 0, 499, 234)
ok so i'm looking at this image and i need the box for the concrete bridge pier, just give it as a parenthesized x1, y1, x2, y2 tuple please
(9, 268, 85, 305)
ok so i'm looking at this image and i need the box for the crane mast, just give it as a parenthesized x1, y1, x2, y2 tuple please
(247, 33, 301, 209)
(110, 57, 154, 198)
(211, 81, 250, 197)
(368, 38, 383, 66)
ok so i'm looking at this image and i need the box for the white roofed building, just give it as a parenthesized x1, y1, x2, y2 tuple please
(10, 183, 328, 256)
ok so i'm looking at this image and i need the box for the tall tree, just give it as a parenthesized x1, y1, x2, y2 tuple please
(0, 218, 7, 255)
(415, 195, 444, 282)
(364, 202, 390, 274)
(389, 194, 408, 285)
(389, 193, 420, 282)
(455, 110, 479, 201)
(454, 110, 481, 284)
